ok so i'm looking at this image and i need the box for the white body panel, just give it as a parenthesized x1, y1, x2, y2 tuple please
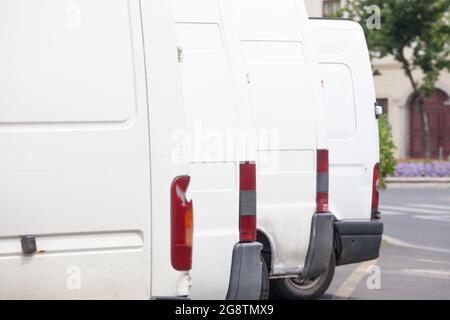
(172, 0, 326, 281)
(311, 19, 380, 221)
(0, 0, 189, 299)
(172, 0, 240, 299)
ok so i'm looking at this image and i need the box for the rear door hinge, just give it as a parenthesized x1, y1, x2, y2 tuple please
(177, 46, 184, 63)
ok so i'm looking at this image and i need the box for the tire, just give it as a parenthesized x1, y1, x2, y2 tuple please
(270, 250, 335, 300)
(260, 255, 270, 300)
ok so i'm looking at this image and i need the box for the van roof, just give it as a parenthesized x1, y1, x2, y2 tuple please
(309, 18, 363, 32)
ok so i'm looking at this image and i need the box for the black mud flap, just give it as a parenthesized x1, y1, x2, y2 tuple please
(302, 213, 335, 280)
(226, 242, 263, 300)
(334, 220, 384, 266)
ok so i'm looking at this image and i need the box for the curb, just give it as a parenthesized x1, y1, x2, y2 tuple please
(386, 177, 450, 188)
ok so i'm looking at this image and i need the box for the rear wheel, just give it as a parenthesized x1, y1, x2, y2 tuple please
(260, 256, 270, 300)
(270, 250, 335, 300)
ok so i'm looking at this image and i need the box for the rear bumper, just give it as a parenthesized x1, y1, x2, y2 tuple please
(302, 214, 384, 278)
(226, 242, 262, 300)
(334, 220, 384, 266)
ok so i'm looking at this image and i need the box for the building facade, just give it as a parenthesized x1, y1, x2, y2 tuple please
(304, 0, 450, 159)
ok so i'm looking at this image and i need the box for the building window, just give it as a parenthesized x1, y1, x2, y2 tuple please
(377, 98, 389, 116)
(323, 0, 341, 17)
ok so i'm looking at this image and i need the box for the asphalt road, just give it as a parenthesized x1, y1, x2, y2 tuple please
(324, 187, 450, 300)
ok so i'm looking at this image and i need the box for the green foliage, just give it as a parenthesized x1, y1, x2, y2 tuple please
(378, 116, 397, 189)
(343, 0, 450, 158)
(343, 0, 450, 98)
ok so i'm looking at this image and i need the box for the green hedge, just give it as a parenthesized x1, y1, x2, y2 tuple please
(378, 116, 397, 189)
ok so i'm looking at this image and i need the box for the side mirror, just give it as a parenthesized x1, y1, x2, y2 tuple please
(374, 104, 383, 119)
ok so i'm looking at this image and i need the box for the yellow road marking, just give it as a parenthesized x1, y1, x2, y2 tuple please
(332, 259, 379, 300)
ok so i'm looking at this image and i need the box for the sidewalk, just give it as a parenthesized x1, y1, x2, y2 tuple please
(386, 177, 450, 188)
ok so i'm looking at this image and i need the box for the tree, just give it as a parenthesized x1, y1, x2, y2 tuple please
(343, 0, 450, 158)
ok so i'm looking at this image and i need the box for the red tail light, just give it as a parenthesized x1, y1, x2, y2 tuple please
(239, 162, 257, 242)
(372, 163, 380, 220)
(171, 175, 193, 271)
(316, 150, 329, 213)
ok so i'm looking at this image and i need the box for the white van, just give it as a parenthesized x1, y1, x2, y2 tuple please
(269, 18, 383, 300)
(311, 18, 383, 254)
(171, 0, 268, 300)
(171, 0, 331, 300)
(171, 0, 383, 300)
(268, 18, 385, 299)
(0, 0, 261, 300)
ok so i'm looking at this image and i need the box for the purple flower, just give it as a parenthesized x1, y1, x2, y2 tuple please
(394, 161, 450, 177)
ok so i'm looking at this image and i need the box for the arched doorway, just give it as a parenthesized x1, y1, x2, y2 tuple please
(410, 89, 450, 159)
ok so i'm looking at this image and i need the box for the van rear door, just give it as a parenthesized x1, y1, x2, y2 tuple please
(0, 1, 151, 299)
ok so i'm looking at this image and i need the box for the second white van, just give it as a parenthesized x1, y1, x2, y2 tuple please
(171, 0, 331, 299)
